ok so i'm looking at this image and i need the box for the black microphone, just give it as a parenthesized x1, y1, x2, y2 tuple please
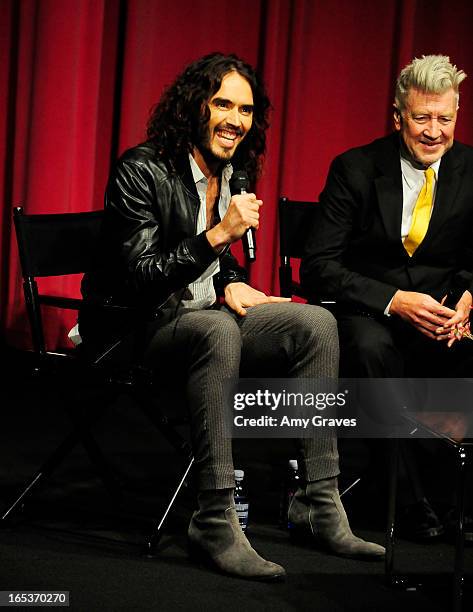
(230, 170, 256, 262)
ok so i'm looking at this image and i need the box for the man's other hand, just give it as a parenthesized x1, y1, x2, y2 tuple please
(436, 290, 473, 347)
(389, 289, 456, 339)
(224, 282, 291, 316)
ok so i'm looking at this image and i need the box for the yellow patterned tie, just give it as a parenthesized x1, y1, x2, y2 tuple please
(404, 167, 435, 256)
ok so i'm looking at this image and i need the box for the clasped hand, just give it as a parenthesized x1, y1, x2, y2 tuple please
(390, 289, 472, 347)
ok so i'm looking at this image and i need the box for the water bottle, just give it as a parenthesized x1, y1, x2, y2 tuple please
(234, 469, 249, 532)
(280, 459, 300, 529)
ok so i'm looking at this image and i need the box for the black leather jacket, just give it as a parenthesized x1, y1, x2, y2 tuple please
(79, 142, 247, 344)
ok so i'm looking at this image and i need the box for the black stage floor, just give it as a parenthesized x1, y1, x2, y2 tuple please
(1, 344, 471, 611)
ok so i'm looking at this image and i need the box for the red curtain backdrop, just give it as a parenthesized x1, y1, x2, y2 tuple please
(2, 0, 473, 350)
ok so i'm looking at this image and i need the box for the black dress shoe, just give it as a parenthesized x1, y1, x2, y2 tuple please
(398, 497, 444, 541)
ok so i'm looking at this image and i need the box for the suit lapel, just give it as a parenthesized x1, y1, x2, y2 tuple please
(373, 135, 404, 245)
(373, 137, 465, 256)
(416, 143, 464, 252)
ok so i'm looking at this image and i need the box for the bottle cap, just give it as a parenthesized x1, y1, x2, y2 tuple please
(289, 459, 298, 470)
(234, 469, 244, 480)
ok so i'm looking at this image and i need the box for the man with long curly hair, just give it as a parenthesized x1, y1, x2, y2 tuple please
(79, 52, 384, 581)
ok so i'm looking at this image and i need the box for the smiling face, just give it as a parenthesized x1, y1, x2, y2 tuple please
(394, 87, 458, 167)
(195, 71, 254, 174)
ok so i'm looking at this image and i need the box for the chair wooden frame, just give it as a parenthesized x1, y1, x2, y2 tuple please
(2, 206, 194, 554)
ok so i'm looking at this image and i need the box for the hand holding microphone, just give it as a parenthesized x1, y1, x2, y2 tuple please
(206, 170, 260, 260)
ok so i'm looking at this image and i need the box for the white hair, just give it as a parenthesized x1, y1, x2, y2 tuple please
(395, 54, 467, 111)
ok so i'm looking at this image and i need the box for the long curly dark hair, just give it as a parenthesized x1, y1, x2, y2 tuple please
(147, 52, 271, 183)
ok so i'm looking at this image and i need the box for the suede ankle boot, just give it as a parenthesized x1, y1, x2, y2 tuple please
(188, 489, 286, 581)
(288, 477, 385, 559)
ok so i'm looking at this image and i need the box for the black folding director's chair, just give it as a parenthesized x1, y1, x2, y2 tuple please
(2, 206, 194, 554)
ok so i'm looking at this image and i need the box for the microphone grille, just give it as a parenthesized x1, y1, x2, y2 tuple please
(230, 170, 249, 194)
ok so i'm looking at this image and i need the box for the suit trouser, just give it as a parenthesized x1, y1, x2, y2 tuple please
(337, 312, 473, 378)
(143, 302, 340, 490)
(337, 312, 473, 505)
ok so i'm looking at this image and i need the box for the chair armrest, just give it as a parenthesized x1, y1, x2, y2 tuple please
(39, 295, 83, 310)
(38, 294, 133, 312)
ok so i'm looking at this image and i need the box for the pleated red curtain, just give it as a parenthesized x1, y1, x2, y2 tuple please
(2, 0, 473, 349)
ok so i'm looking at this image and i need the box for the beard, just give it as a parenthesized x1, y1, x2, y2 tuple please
(196, 120, 244, 165)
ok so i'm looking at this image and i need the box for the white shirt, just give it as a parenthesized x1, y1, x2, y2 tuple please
(180, 154, 233, 309)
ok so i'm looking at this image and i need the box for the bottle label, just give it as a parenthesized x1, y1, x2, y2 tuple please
(235, 500, 249, 531)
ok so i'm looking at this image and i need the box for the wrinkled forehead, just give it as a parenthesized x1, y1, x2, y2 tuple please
(404, 86, 458, 112)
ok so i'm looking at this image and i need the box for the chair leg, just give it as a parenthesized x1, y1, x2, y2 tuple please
(453, 443, 468, 612)
(1, 430, 81, 521)
(1, 401, 121, 522)
(340, 477, 361, 497)
(145, 455, 194, 557)
(76, 427, 123, 500)
(65, 397, 123, 500)
(385, 438, 399, 585)
(137, 398, 192, 457)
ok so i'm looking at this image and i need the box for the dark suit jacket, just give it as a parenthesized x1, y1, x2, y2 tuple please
(301, 133, 473, 315)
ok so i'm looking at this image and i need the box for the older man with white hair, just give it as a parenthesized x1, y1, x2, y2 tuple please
(301, 55, 473, 541)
